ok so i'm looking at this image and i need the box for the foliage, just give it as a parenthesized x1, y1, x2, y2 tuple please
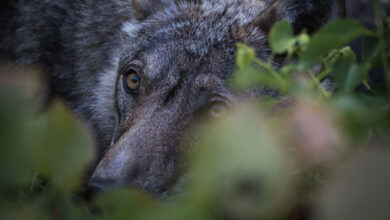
(1, 5, 390, 220)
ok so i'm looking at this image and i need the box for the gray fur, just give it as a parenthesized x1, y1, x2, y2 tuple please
(0, 0, 344, 195)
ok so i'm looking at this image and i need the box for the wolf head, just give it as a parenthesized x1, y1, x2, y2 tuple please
(88, 0, 345, 196)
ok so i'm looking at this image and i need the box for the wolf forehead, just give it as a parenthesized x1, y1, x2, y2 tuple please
(119, 0, 270, 73)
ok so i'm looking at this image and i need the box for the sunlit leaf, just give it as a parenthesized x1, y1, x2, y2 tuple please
(236, 43, 255, 70)
(297, 32, 310, 51)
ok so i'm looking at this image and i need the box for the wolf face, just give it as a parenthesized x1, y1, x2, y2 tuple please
(88, 0, 345, 195)
(88, 0, 271, 195)
(0, 0, 345, 196)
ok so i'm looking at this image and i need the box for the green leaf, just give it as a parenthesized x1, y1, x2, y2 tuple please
(330, 96, 374, 147)
(333, 59, 367, 94)
(299, 19, 370, 69)
(236, 43, 255, 69)
(362, 36, 382, 65)
(232, 66, 264, 88)
(323, 47, 357, 69)
(232, 65, 286, 92)
(0, 202, 49, 220)
(0, 91, 36, 191)
(94, 189, 165, 220)
(339, 47, 357, 62)
(269, 21, 296, 54)
(297, 32, 310, 51)
(187, 107, 296, 219)
(32, 102, 94, 194)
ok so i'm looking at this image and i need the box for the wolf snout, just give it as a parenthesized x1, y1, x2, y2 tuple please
(88, 166, 174, 196)
(88, 141, 179, 196)
(84, 177, 121, 199)
(85, 179, 105, 198)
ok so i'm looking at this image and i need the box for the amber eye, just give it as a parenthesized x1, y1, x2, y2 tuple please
(209, 102, 229, 119)
(123, 70, 140, 93)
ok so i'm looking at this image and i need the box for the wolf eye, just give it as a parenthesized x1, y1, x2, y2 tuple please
(124, 70, 140, 93)
(209, 102, 229, 119)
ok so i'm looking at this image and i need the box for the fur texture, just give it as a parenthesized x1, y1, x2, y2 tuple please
(0, 0, 344, 195)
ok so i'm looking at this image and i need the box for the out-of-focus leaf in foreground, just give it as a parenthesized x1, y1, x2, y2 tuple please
(236, 42, 256, 70)
(94, 189, 167, 220)
(299, 19, 370, 69)
(333, 58, 367, 94)
(186, 105, 297, 219)
(362, 36, 382, 65)
(31, 101, 95, 194)
(0, 90, 36, 192)
(269, 21, 296, 54)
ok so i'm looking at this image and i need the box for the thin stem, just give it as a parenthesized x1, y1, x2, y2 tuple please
(285, 47, 295, 64)
(308, 69, 331, 98)
(363, 80, 372, 91)
(317, 68, 332, 82)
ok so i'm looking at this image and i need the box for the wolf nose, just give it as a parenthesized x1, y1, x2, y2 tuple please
(85, 180, 106, 199)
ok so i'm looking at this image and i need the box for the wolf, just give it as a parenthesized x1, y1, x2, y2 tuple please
(0, 0, 345, 196)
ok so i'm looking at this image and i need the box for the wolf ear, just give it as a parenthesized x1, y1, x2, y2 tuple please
(132, 0, 168, 21)
(254, 0, 346, 34)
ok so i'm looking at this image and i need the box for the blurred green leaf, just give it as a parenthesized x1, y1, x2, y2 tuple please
(234, 43, 288, 91)
(323, 47, 357, 70)
(232, 65, 285, 91)
(299, 19, 370, 69)
(297, 32, 310, 51)
(0, 91, 36, 192)
(0, 202, 49, 220)
(232, 66, 265, 88)
(331, 96, 372, 146)
(362, 36, 382, 65)
(32, 102, 94, 194)
(236, 42, 255, 70)
(187, 107, 296, 219)
(269, 21, 296, 54)
(339, 47, 357, 62)
(94, 189, 165, 220)
(333, 59, 367, 94)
